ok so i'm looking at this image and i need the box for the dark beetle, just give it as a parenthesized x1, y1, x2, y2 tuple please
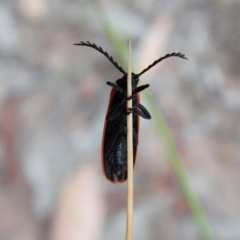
(74, 41, 187, 183)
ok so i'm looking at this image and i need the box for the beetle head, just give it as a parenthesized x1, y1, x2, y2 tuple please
(116, 73, 139, 89)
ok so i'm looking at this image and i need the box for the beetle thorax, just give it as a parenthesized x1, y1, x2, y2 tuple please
(115, 73, 139, 90)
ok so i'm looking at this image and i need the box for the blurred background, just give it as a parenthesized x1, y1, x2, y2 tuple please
(0, 0, 240, 240)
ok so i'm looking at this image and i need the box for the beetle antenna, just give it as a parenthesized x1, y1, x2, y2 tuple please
(136, 52, 187, 77)
(74, 41, 126, 74)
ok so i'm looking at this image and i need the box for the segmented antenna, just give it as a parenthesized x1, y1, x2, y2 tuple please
(74, 41, 126, 74)
(136, 52, 187, 77)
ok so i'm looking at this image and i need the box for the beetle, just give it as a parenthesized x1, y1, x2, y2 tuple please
(74, 41, 187, 183)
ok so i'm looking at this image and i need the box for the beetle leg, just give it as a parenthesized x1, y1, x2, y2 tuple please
(107, 81, 124, 93)
(134, 84, 150, 93)
(126, 94, 135, 100)
(126, 84, 150, 100)
(126, 108, 133, 115)
(136, 103, 151, 119)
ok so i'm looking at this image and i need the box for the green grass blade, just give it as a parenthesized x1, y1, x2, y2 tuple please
(94, 4, 215, 240)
